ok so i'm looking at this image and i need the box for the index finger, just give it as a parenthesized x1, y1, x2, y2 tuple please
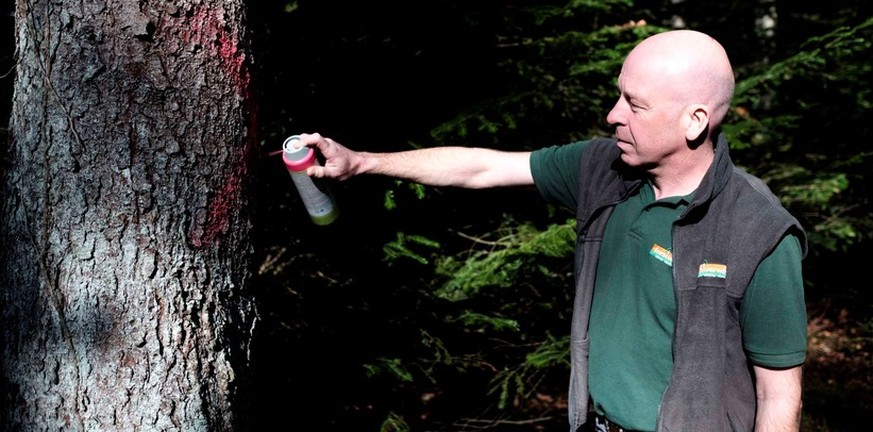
(295, 132, 325, 150)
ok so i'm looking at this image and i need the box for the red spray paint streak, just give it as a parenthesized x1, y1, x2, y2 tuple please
(180, 5, 259, 248)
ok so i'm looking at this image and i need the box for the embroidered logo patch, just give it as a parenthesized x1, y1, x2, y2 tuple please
(698, 263, 727, 278)
(649, 244, 673, 266)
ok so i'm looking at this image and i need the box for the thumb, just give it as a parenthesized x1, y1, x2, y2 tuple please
(306, 165, 326, 178)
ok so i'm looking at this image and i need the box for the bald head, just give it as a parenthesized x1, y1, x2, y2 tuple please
(624, 30, 735, 128)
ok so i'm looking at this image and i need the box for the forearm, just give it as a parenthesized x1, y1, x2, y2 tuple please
(753, 365, 803, 432)
(297, 133, 533, 188)
(357, 146, 530, 188)
(755, 398, 802, 431)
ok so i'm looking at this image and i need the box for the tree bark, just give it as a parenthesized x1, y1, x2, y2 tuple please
(1, 0, 258, 430)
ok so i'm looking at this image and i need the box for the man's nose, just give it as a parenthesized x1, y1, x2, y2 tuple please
(606, 103, 623, 126)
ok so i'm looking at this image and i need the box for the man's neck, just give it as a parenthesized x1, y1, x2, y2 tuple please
(650, 146, 715, 200)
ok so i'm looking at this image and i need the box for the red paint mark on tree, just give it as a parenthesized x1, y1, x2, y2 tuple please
(189, 172, 244, 248)
(182, 6, 252, 98)
(181, 6, 258, 249)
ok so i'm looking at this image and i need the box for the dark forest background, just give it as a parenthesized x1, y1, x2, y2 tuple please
(3, 1, 873, 431)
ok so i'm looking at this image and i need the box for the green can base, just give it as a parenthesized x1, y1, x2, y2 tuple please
(310, 210, 339, 226)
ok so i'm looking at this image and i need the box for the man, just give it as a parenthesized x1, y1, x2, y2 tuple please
(292, 30, 807, 432)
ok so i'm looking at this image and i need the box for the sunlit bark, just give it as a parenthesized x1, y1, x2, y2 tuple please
(1, 1, 258, 430)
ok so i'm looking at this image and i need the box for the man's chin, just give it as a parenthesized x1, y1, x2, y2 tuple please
(618, 152, 635, 165)
(618, 152, 645, 168)
(615, 143, 633, 159)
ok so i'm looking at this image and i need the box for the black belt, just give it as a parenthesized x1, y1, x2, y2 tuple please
(595, 414, 639, 432)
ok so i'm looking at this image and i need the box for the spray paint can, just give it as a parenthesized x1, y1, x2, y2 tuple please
(282, 135, 339, 225)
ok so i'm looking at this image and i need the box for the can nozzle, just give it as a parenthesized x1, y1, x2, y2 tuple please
(282, 135, 315, 170)
(282, 135, 309, 161)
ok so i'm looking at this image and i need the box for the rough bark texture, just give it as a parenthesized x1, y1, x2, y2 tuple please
(1, 0, 258, 430)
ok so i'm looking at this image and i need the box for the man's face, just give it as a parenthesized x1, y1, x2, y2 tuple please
(605, 53, 687, 169)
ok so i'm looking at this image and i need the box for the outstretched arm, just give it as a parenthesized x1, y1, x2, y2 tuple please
(295, 132, 534, 189)
(753, 364, 803, 432)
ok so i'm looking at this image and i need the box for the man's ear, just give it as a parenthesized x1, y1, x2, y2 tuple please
(684, 104, 710, 142)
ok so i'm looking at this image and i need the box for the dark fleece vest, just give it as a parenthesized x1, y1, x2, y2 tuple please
(567, 135, 807, 432)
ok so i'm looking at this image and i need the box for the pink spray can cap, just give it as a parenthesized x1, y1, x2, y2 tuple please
(282, 135, 315, 170)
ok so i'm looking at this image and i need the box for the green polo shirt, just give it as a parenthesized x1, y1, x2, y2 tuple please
(530, 141, 807, 431)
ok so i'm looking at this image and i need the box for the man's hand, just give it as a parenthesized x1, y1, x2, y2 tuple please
(296, 133, 362, 180)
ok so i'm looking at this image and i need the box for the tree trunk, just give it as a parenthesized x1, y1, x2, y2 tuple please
(1, 0, 258, 430)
